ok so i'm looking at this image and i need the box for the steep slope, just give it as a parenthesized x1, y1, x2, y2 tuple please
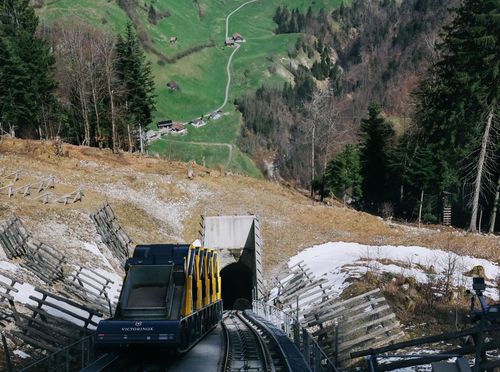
(0, 139, 498, 276)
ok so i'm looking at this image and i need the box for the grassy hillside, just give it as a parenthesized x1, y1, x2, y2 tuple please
(36, 0, 344, 176)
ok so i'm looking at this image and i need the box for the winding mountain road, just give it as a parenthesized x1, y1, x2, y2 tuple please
(216, 0, 258, 112)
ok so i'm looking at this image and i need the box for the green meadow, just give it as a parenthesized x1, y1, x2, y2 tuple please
(37, 0, 344, 177)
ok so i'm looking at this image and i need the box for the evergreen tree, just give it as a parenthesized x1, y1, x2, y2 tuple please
(326, 144, 362, 202)
(410, 0, 499, 227)
(0, 0, 57, 137)
(148, 4, 157, 24)
(115, 23, 155, 148)
(359, 103, 395, 210)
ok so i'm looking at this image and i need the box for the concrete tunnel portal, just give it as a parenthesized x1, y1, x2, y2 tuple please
(201, 215, 264, 310)
(220, 262, 253, 309)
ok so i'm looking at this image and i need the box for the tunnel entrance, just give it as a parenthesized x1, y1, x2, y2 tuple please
(220, 262, 253, 310)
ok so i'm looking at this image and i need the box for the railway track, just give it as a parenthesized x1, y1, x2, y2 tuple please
(221, 311, 289, 372)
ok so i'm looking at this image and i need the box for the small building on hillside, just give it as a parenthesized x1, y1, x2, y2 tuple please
(190, 118, 206, 128)
(232, 32, 243, 42)
(157, 119, 173, 129)
(167, 81, 179, 91)
(170, 123, 187, 134)
(169, 36, 177, 44)
(224, 38, 235, 47)
(209, 111, 221, 120)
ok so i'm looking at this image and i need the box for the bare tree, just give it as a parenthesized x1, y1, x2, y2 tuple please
(304, 89, 352, 198)
(97, 33, 119, 153)
(469, 110, 496, 232)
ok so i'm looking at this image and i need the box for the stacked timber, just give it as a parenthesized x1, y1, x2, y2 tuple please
(90, 203, 132, 264)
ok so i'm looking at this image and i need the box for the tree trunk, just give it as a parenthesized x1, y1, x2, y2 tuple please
(469, 110, 494, 232)
(139, 124, 144, 154)
(127, 124, 133, 152)
(418, 189, 424, 228)
(78, 84, 91, 146)
(108, 86, 116, 153)
(489, 173, 500, 233)
(91, 82, 101, 140)
(310, 123, 316, 197)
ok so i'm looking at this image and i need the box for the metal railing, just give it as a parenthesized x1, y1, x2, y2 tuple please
(19, 335, 96, 372)
(253, 300, 339, 372)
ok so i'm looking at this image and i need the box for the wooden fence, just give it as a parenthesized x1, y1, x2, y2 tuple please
(272, 261, 402, 366)
(90, 202, 132, 264)
(351, 322, 500, 371)
(0, 170, 83, 205)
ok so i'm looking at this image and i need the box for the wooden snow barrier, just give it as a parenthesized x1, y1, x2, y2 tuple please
(0, 172, 85, 205)
(21, 240, 66, 284)
(0, 270, 102, 354)
(0, 217, 115, 315)
(273, 261, 403, 367)
(59, 265, 115, 316)
(273, 260, 336, 317)
(90, 203, 132, 264)
(304, 288, 403, 365)
(55, 187, 84, 205)
(0, 269, 22, 325)
(0, 215, 30, 258)
(8, 287, 102, 353)
(0, 170, 20, 184)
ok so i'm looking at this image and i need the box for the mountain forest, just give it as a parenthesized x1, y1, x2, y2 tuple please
(0, 0, 499, 232)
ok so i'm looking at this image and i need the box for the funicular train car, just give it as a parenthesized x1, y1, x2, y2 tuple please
(95, 243, 222, 351)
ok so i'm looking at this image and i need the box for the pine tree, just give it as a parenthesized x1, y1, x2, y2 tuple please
(0, 0, 57, 137)
(410, 0, 499, 229)
(115, 23, 155, 150)
(359, 103, 395, 210)
(326, 144, 362, 203)
(148, 4, 157, 24)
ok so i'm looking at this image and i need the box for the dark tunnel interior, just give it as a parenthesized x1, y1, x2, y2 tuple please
(220, 262, 253, 310)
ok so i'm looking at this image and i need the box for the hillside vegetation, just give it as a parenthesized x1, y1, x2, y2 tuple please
(32, 0, 346, 175)
(0, 139, 498, 274)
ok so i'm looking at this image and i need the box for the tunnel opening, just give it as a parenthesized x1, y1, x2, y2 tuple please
(220, 262, 253, 310)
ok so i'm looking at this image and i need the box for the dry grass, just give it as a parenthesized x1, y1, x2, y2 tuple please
(0, 139, 498, 281)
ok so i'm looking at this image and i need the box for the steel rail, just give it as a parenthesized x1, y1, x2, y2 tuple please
(236, 311, 275, 372)
(221, 310, 273, 372)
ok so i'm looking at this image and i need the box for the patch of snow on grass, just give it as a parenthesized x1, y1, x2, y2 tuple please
(285, 242, 500, 300)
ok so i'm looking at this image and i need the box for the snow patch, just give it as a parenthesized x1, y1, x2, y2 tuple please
(281, 242, 500, 300)
(13, 349, 30, 359)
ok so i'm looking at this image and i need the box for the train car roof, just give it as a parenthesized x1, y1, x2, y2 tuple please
(127, 244, 190, 266)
